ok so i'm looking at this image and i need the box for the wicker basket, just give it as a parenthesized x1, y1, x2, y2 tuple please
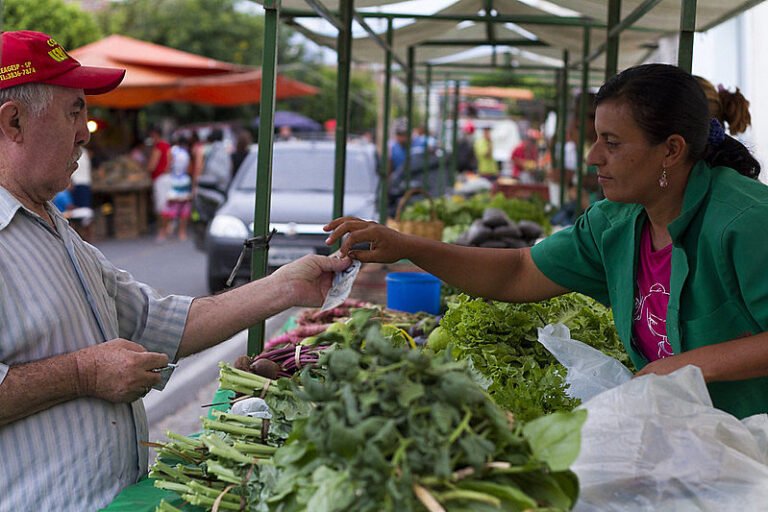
(386, 188, 444, 241)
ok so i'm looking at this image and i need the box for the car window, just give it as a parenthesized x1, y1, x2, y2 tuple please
(236, 146, 377, 193)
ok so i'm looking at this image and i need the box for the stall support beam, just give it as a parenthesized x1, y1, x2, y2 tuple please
(422, 64, 432, 192)
(678, 0, 697, 72)
(576, 28, 590, 217)
(557, 50, 569, 208)
(248, 0, 280, 356)
(405, 45, 415, 186)
(379, 19, 393, 224)
(450, 80, 460, 182)
(439, 76, 450, 196)
(583, 0, 663, 65)
(605, 0, 621, 79)
(332, 0, 353, 222)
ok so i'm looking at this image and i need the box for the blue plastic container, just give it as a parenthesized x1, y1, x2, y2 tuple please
(386, 272, 441, 314)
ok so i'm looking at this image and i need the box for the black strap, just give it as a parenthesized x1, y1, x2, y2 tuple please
(225, 228, 277, 288)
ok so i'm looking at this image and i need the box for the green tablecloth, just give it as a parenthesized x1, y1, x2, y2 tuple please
(101, 388, 234, 512)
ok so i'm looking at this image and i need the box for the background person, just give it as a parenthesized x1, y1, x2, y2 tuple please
(146, 124, 171, 231)
(157, 135, 192, 241)
(0, 30, 352, 512)
(326, 63, 768, 421)
(511, 128, 540, 181)
(695, 75, 752, 135)
(474, 125, 498, 180)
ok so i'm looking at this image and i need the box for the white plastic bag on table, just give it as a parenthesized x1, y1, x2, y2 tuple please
(537, 323, 633, 401)
(572, 365, 768, 511)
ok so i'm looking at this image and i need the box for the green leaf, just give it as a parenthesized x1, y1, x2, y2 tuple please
(522, 409, 587, 471)
(306, 466, 356, 512)
(397, 381, 425, 407)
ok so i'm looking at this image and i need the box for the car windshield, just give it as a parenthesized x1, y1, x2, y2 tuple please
(235, 145, 377, 193)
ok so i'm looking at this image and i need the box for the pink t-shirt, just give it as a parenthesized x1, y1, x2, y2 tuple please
(633, 223, 674, 361)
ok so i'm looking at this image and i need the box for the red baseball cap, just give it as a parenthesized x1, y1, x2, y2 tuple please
(0, 30, 125, 95)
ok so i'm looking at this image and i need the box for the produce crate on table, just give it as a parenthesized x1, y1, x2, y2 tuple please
(386, 188, 444, 241)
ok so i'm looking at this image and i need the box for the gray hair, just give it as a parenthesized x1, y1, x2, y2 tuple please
(0, 83, 55, 117)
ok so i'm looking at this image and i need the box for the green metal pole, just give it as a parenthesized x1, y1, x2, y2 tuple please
(558, 50, 569, 208)
(552, 70, 563, 173)
(248, 0, 280, 356)
(450, 80, 460, 182)
(405, 46, 415, 187)
(678, 0, 697, 72)
(422, 64, 432, 191)
(605, 0, 621, 79)
(438, 76, 449, 196)
(576, 28, 591, 216)
(379, 19, 393, 224)
(333, 0, 353, 222)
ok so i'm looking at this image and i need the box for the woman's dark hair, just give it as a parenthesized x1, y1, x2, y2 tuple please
(595, 63, 759, 179)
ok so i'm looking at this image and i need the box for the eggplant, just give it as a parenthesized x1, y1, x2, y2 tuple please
(518, 220, 543, 240)
(466, 219, 493, 245)
(493, 223, 523, 239)
(481, 207, 512, 228)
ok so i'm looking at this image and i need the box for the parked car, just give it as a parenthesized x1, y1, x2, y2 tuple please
(205, 140, 380, 292)
(387, 147, 454, 217)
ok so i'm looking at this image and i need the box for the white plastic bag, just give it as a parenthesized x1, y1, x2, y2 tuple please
(537, 323, 632, 401)
(572, 365, 768, 511)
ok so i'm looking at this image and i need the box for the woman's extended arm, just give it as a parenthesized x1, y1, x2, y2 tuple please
(324, 217, 568, 303)
(635, 331, 768, 382)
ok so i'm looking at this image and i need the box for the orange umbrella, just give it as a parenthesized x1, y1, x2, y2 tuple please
(70, 35, 317, 108)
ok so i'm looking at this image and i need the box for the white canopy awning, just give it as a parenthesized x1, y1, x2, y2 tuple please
(270, 0, 763, 79)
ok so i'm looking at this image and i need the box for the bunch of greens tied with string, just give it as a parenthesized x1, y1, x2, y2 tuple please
(265, 311, 586, 511)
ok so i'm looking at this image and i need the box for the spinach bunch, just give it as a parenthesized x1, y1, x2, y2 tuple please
(266, 323, 585, 511)
(438, 293, 632, 421)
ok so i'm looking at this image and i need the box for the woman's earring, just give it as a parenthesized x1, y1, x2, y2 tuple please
(659, 167, 669, 188)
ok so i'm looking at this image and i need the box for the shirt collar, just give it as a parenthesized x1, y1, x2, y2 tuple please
(0, 186, 67, 232)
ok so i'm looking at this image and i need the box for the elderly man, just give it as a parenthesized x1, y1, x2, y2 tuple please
(0, 31, 350, 511)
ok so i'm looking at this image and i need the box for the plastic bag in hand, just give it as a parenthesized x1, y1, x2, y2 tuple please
(537, 323, 633, 401)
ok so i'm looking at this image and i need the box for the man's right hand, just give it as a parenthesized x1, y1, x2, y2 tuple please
(324, 217, 408, 263)
(74, 339, 169, 403)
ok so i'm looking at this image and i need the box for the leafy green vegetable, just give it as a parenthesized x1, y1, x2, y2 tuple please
(267, 325, 584, 511)
(437, 293, 632, 421)
(399, 192, 553, 241)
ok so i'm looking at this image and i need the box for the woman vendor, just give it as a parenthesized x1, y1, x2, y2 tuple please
(324, 63, 767, 419)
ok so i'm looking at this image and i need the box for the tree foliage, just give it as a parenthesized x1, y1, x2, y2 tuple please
(3, 0, 102, 49)
(95, 0, 305, 68)
(278, 64, 379, 136)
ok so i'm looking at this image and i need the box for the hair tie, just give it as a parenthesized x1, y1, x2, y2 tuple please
(708, 118, 725, 147)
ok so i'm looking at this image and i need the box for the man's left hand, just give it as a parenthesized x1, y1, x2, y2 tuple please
(272, 254, 352, 308)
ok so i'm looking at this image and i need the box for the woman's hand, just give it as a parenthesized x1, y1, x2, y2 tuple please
(324, 217, 409, 263)
(634, 354, 692, 378)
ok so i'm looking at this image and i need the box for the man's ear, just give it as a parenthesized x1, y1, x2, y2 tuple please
(0, 102, 23, 142)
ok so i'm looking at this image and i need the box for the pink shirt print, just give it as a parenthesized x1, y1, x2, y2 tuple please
(633, 224, 673, 361)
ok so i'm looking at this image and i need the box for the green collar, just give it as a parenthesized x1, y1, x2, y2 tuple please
(668, 160, 712, 241)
